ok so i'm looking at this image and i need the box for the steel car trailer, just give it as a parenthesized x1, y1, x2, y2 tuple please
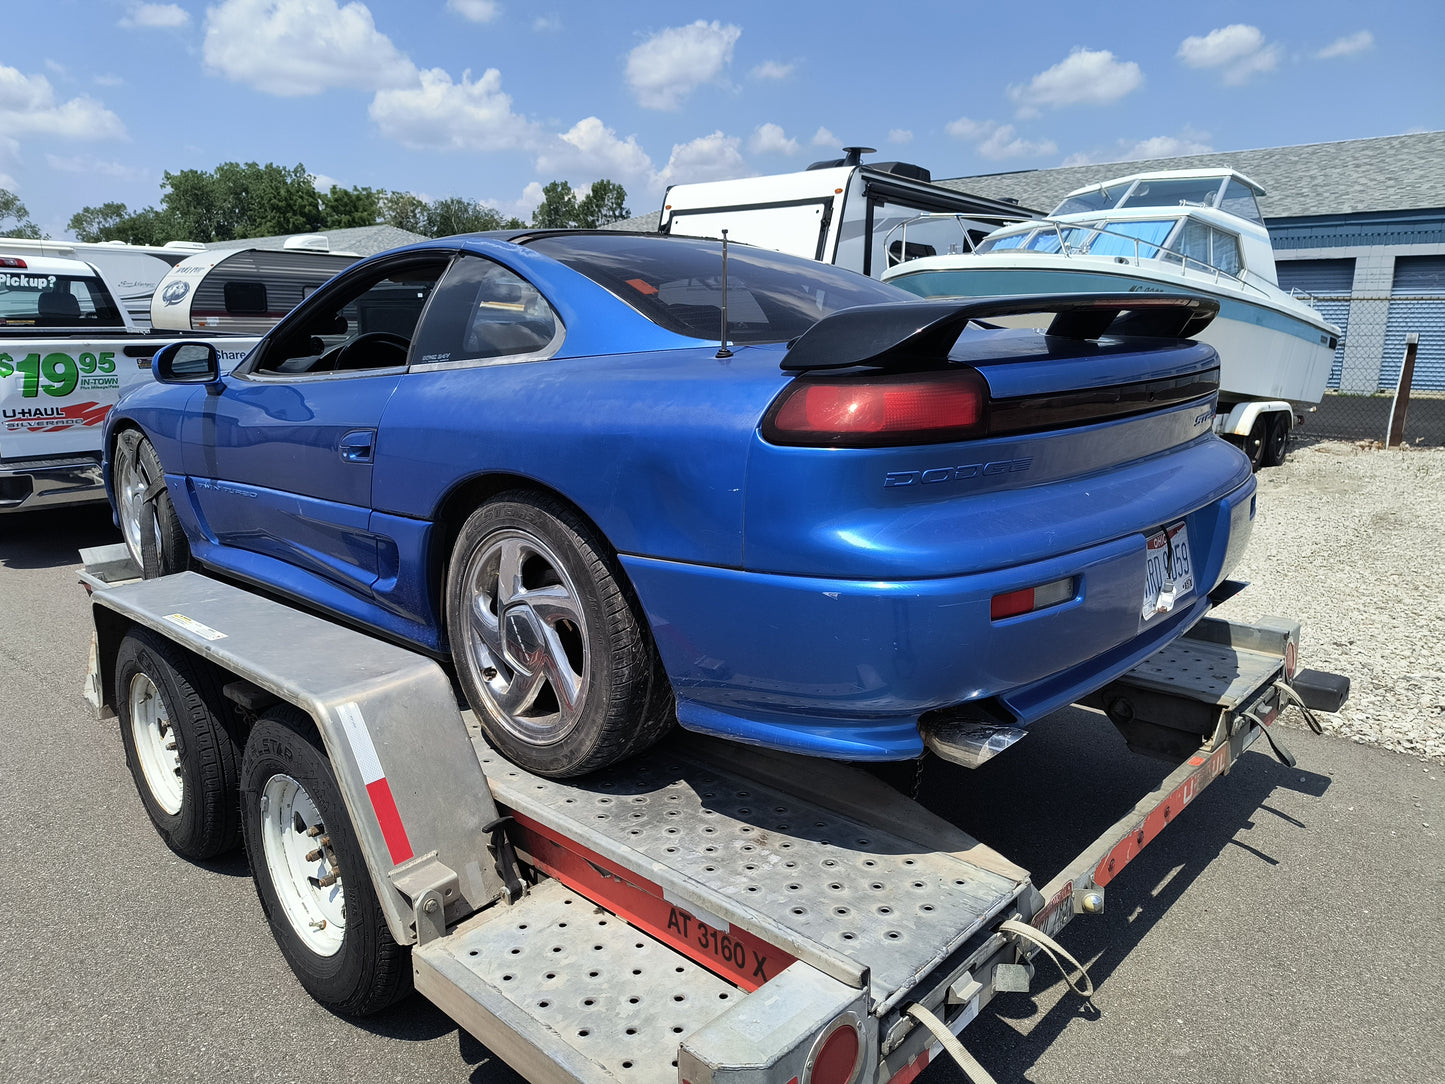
(79, 548, 1346, 1084)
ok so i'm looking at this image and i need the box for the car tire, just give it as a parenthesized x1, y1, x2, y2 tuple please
(240, 706, 412, 1015)
(114, 628, 242, 859)
(446, 492, 673, 778)
(1262, 414, 1290, 468)
(114, 429, 190, 577)
(1241, 417, 1267, 472)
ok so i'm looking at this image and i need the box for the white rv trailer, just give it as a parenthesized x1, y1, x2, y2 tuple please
(0, 238, 206, 327)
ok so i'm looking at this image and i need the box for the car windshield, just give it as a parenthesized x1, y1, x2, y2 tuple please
(523, 233, 911, 343)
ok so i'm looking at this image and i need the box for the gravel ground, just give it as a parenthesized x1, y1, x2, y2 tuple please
(1212, 439, 1445, 761)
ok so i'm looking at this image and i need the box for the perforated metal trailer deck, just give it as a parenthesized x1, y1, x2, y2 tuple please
(79, 551, 1345, 1084)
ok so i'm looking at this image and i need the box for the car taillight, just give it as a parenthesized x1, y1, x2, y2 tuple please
(763, 371, 988, 447)
(805, 1015, 863, 1084)
(0, 256, 26, 269)
(991, 576, 1076, 620)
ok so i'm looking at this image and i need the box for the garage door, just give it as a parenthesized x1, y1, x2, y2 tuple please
(1383, 256, 1445, 391)
(1276, 259, 1353, 388)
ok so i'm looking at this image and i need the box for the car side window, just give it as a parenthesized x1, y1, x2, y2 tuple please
(252, 257, 450, 376)
(410, 255, 561, 368)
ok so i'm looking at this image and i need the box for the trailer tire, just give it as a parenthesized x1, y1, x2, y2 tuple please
(115, 628, 242, 859)
(1242, 416, 1267, 472)
(114, 430, 190, 578)
(446, 492, 673, 778)
(240, 706, 411, 1016)
(1262, 414, 1290, 468)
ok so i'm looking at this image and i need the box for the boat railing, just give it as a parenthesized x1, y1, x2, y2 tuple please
(886, 213, 1279, 303)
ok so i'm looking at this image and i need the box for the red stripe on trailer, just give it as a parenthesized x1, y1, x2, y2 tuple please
(365, 777, 414, 864)
(886, 1050, 931, 1083)
(510, 811, 796, 991)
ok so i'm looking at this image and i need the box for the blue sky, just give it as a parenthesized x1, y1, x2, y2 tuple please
(2, 0, 1441, 238)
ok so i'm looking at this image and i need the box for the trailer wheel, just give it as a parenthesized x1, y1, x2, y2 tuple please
(114, 430, 190, 577)
(1262, 414, 1290, 468)
(115, 628, 241, 859)
(240, 706, 411, 1015)
(446, 492, 673, 778)
(1242, 417, 1267, 472)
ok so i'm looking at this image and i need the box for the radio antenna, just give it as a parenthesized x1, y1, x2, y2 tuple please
(716, 229, 733, 359)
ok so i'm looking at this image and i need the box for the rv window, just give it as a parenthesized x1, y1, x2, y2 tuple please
(224, 281, 269, 315)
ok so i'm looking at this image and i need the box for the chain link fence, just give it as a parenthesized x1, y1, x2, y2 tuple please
(1298, 294, 1445, 447)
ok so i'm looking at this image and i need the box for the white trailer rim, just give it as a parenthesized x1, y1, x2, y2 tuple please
(259, 774, 347, 956)
(128, 672, 183, 815)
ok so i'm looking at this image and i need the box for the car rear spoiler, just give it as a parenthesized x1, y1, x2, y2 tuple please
(780, 293, 1219, 372)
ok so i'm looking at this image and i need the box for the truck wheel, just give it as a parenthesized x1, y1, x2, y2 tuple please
(114, 430, 190, 577)
(446, 492, 673, 778)
(1242, 417, 1267, 472)
(1262, 414, 1290, 468)
(115, 628, 241, 859)
(240, 706, 411, 1015)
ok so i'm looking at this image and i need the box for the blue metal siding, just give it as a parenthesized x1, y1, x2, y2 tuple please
(1384, 256, 1445, 392)
(1277, 259, 1354, 389)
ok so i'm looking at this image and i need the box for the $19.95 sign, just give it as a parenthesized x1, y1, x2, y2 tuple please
(0, 350, 118, 398)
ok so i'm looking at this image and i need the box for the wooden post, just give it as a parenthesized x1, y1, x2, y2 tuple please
(1385, 332, 1420, 449)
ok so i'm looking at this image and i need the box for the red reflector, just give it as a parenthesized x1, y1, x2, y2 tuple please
(990, 587, 1035, 620)
(765, 372, 987, 447)
(0, 256, 27, 269)
(809, 1021, 861, 1084)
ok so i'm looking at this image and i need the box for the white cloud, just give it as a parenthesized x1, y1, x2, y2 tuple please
(656, 131, 747, 187)
(447, 0, 499, 22)
(309, 172, 340, 192)
(887, 129, 913, 145)
(532, 15, 561, 32)
(0, 64, 127, 140)
(45, 59, 67, 76)
(203, 0, 415, 96)
(750, 60, 793, 80)
(1177, 25, 1280, 85)
(977, 125, 1057, 160)
(1008, 48, 1143, 117)
(1316, 30, 1373, 60)
(945, 116, 989, 140)
(44, 154, 151, 180)
(369, 66, 535, 150)
(93, 74, 125, 87)
(625, 20, 740, 110)
(811, 126, 836, 147)
(534, 116, 654, 181)
(1061, 128, 1214, 166)
(121, 3, 191, 28)
(748, 122, 797, 155)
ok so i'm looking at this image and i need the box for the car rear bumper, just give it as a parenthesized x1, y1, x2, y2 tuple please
(0, 455, 106, 512)
(622, 476, 1255, 761)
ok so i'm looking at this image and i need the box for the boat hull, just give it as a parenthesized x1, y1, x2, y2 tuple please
(888, 263, 1338, 404)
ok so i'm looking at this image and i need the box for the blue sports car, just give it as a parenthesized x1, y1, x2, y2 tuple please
(106, 232, 1255, 777)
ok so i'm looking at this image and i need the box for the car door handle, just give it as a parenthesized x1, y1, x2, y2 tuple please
(338, 429, 376, 463)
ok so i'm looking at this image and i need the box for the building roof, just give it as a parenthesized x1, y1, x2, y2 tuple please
(608, 211, 662, 233)
(205, 224, 428, 256)
(938, 131, 1445, 220)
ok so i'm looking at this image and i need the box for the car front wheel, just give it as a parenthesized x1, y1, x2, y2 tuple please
(445, 493, 672, 777)
(114, 429, 189, 577)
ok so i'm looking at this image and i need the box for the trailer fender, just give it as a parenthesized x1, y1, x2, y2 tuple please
(1214, 400, 1292, 438)
(85, 570, 507, 945)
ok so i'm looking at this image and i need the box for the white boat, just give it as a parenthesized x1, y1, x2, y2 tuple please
(881, 168, 1342, 410)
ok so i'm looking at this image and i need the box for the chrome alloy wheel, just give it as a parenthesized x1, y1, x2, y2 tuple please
(457, 529, 591, 748)
(117, 444, 161, 569)
(128, 671, 182, 815)
(259, 774, 346, 957)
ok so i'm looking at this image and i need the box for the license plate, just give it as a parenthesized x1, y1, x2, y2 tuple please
(1141, 521, 1194, 622)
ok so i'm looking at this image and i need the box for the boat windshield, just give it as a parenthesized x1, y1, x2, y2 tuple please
(1117, 176, 1225, 211)
(976, 225, 1093, 254)
(1051, 185, 1125, 216)
(1218, 179, 1264, 225)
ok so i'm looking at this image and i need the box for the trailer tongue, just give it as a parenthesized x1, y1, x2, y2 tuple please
(80, 551, 1344, 1083)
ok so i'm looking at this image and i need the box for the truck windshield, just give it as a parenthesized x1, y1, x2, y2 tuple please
(525, 234, 910, 343)
(0, 272, 124, 328)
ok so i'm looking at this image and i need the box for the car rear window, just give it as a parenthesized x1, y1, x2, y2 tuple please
(522, 233, 910, 343)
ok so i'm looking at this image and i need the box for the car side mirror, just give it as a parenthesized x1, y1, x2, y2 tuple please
(153, 341, 220, 384)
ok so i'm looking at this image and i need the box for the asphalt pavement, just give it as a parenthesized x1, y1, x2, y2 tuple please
(1, 504, 1441, 1084)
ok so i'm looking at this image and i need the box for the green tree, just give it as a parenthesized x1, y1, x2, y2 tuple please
(159, 161, 322, 242)
(1, 189, 45, 239)
(425, 196, 524, 237)
(576, 179, 629, 228)
(320, 185, 381, 230)
(68, 201, 132, 242)
(378, 190, 430, 234)
(531, 179, 629, 229)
